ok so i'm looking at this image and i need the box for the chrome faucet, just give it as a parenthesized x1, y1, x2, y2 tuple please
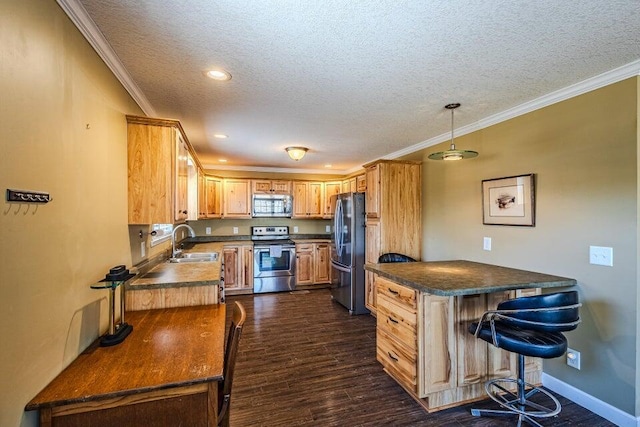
(171, 224, 196, 258)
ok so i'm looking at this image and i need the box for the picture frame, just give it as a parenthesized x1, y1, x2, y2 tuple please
(482, 174, 535, 226)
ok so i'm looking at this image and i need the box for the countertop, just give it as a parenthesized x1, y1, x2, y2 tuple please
(127, 242, 224, 290)
(365, 260, 577, 296)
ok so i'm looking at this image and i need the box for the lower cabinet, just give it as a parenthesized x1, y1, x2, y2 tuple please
(375, 276, 542, 411)
(222, 244, 253, 295)
(295, 241, 330, 288)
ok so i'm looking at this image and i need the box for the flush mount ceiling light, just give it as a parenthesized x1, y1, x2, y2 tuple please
(213, 134, 228, 139)
(204, 69, 232, 81)
(428, 103, 479, 161)
(285, 146, 308, 161)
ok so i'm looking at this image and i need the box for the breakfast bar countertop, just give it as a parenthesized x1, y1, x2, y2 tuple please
(365, 260, 577, 296)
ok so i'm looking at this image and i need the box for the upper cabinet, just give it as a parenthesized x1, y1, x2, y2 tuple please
(292, 181, 324, 218)
(223, 178, 251, 218)
(323, 181, 342, 218)
(252, 179, 292, 195)
(205, 176, 222, 218)
(127, 115, 196, 224)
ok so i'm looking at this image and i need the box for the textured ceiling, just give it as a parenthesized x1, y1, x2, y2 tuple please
(76, 0, 640, 173)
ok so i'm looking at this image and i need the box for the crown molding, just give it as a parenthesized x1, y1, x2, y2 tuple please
(56, 0, 156, 116)
(202, 164, 349, 175)
(384, 59, 640, 160)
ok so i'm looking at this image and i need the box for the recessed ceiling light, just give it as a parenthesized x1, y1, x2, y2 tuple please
(205, 69, 232, 81)
(213, 134, 228, 139)
(324, 164, 332, 168)
(218, 159, 228, 163)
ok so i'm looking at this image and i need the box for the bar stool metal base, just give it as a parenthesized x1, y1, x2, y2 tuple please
(471, 355, 561, 427)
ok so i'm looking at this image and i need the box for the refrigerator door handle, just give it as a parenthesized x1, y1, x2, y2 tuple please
(335, 199, 344, 257)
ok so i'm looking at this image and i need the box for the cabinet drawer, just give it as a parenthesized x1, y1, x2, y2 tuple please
(377, 328, 417, 392)
(376, 277, 417, 310)
(376, 294, 417, 352)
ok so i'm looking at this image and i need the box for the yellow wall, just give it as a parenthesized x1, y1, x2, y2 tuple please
(0, 1, 143, 425)
(422, 77, 638, 414)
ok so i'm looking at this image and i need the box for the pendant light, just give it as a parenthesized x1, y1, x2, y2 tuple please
(428, 103, 478, 161)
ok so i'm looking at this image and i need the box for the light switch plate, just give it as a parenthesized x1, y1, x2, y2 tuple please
(589, 246, 613, 266)
(325, 225, 330, 233)
(483, 237, 492, 251)
(293, 226, 299, 233)
(233, 227, 239, 234)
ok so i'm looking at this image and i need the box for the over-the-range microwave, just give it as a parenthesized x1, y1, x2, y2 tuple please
(252, 194, 293, 218)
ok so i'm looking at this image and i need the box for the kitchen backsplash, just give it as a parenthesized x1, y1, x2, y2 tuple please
(188, 218, 331, 236)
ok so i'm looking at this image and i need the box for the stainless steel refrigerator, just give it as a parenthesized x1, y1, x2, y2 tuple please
(330, 192, 368, 315)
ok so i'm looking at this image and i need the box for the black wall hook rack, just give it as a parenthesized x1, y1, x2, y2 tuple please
(6, 189, 52, 204)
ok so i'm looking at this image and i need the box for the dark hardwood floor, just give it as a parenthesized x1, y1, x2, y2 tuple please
(225, 289, 613, 427)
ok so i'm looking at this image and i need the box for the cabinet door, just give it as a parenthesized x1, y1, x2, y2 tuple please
(223, 247, 241, 290)
(356, 174, 366, 192)
(306, 182, 324, 217)
(197, 169, 206, 219)
(365, 164, 380, 218)
(365, 220, 381, 312)
(295, 244, 313, 285)
(205, 177, 221, 218)
(251, 180, 272, 194)
(241, 245, 253, 289)
(342, 179, 350, 193)
(292, 182, 308, 218)
(127, 123, 173, 224)
(271, 180, 292, 194)
(223, 179, 251, 218)
(486, 291, 516, 379)
(419, 294, 456, 396)
(323, 181, 342, 218)
(175, 130, 189, 222)
(314, 243, 330, 284)
(456, 294, 487, 386)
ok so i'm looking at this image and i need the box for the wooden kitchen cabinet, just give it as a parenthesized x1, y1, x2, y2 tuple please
(126, 115, 196, 224)
(205, 176, 222, 218)
(363, 160, 421, 315)
(223, 179, 251, 218)
(295, 241, 331, 288)
(292, 181, 324, 218)
(356, 173, 366, 192)
(375, 276, 542, 411)
(323, 181, 343, 218)
(197, 168, 206, 219)
(252, 179, 292, 194)
(174, 133, 189, 222)
(222, 244, 253, 294)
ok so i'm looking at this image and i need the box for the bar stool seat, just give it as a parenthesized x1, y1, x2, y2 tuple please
(468, 291, 580, 427)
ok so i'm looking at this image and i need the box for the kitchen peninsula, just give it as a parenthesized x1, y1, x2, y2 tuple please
(364, 260, 577, 412)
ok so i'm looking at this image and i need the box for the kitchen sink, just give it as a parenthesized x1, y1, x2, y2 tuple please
(168, 252, 219, 263)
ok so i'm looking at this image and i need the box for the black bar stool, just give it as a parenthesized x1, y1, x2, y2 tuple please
(468, 291, 581, 426)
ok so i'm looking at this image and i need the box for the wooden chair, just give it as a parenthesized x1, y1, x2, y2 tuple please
(218, 301, 247, 427)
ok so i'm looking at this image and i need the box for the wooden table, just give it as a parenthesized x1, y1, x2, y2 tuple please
(26, 304, 226, 427)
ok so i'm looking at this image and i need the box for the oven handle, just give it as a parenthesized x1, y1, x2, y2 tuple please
(331, 261, 351, 273)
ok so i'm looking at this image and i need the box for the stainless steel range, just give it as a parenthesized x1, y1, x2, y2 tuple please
(252, 226, 296, 293)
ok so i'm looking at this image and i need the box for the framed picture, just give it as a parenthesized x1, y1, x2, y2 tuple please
(482, 174, 535, 226)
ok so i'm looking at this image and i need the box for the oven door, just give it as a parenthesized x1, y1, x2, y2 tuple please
(253, 246, 296, 277)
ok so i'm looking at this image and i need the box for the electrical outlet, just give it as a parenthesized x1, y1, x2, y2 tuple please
(589, 246, 613, 266)
(140, 241, 146, 258)
(483, 237, 492, 251)
(325, 225, 331, 233)
(293, 226, 299, 233)
(567, 348, 581, 369)
(233, 227, 239, 234)
(205, 227, 211, 235)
